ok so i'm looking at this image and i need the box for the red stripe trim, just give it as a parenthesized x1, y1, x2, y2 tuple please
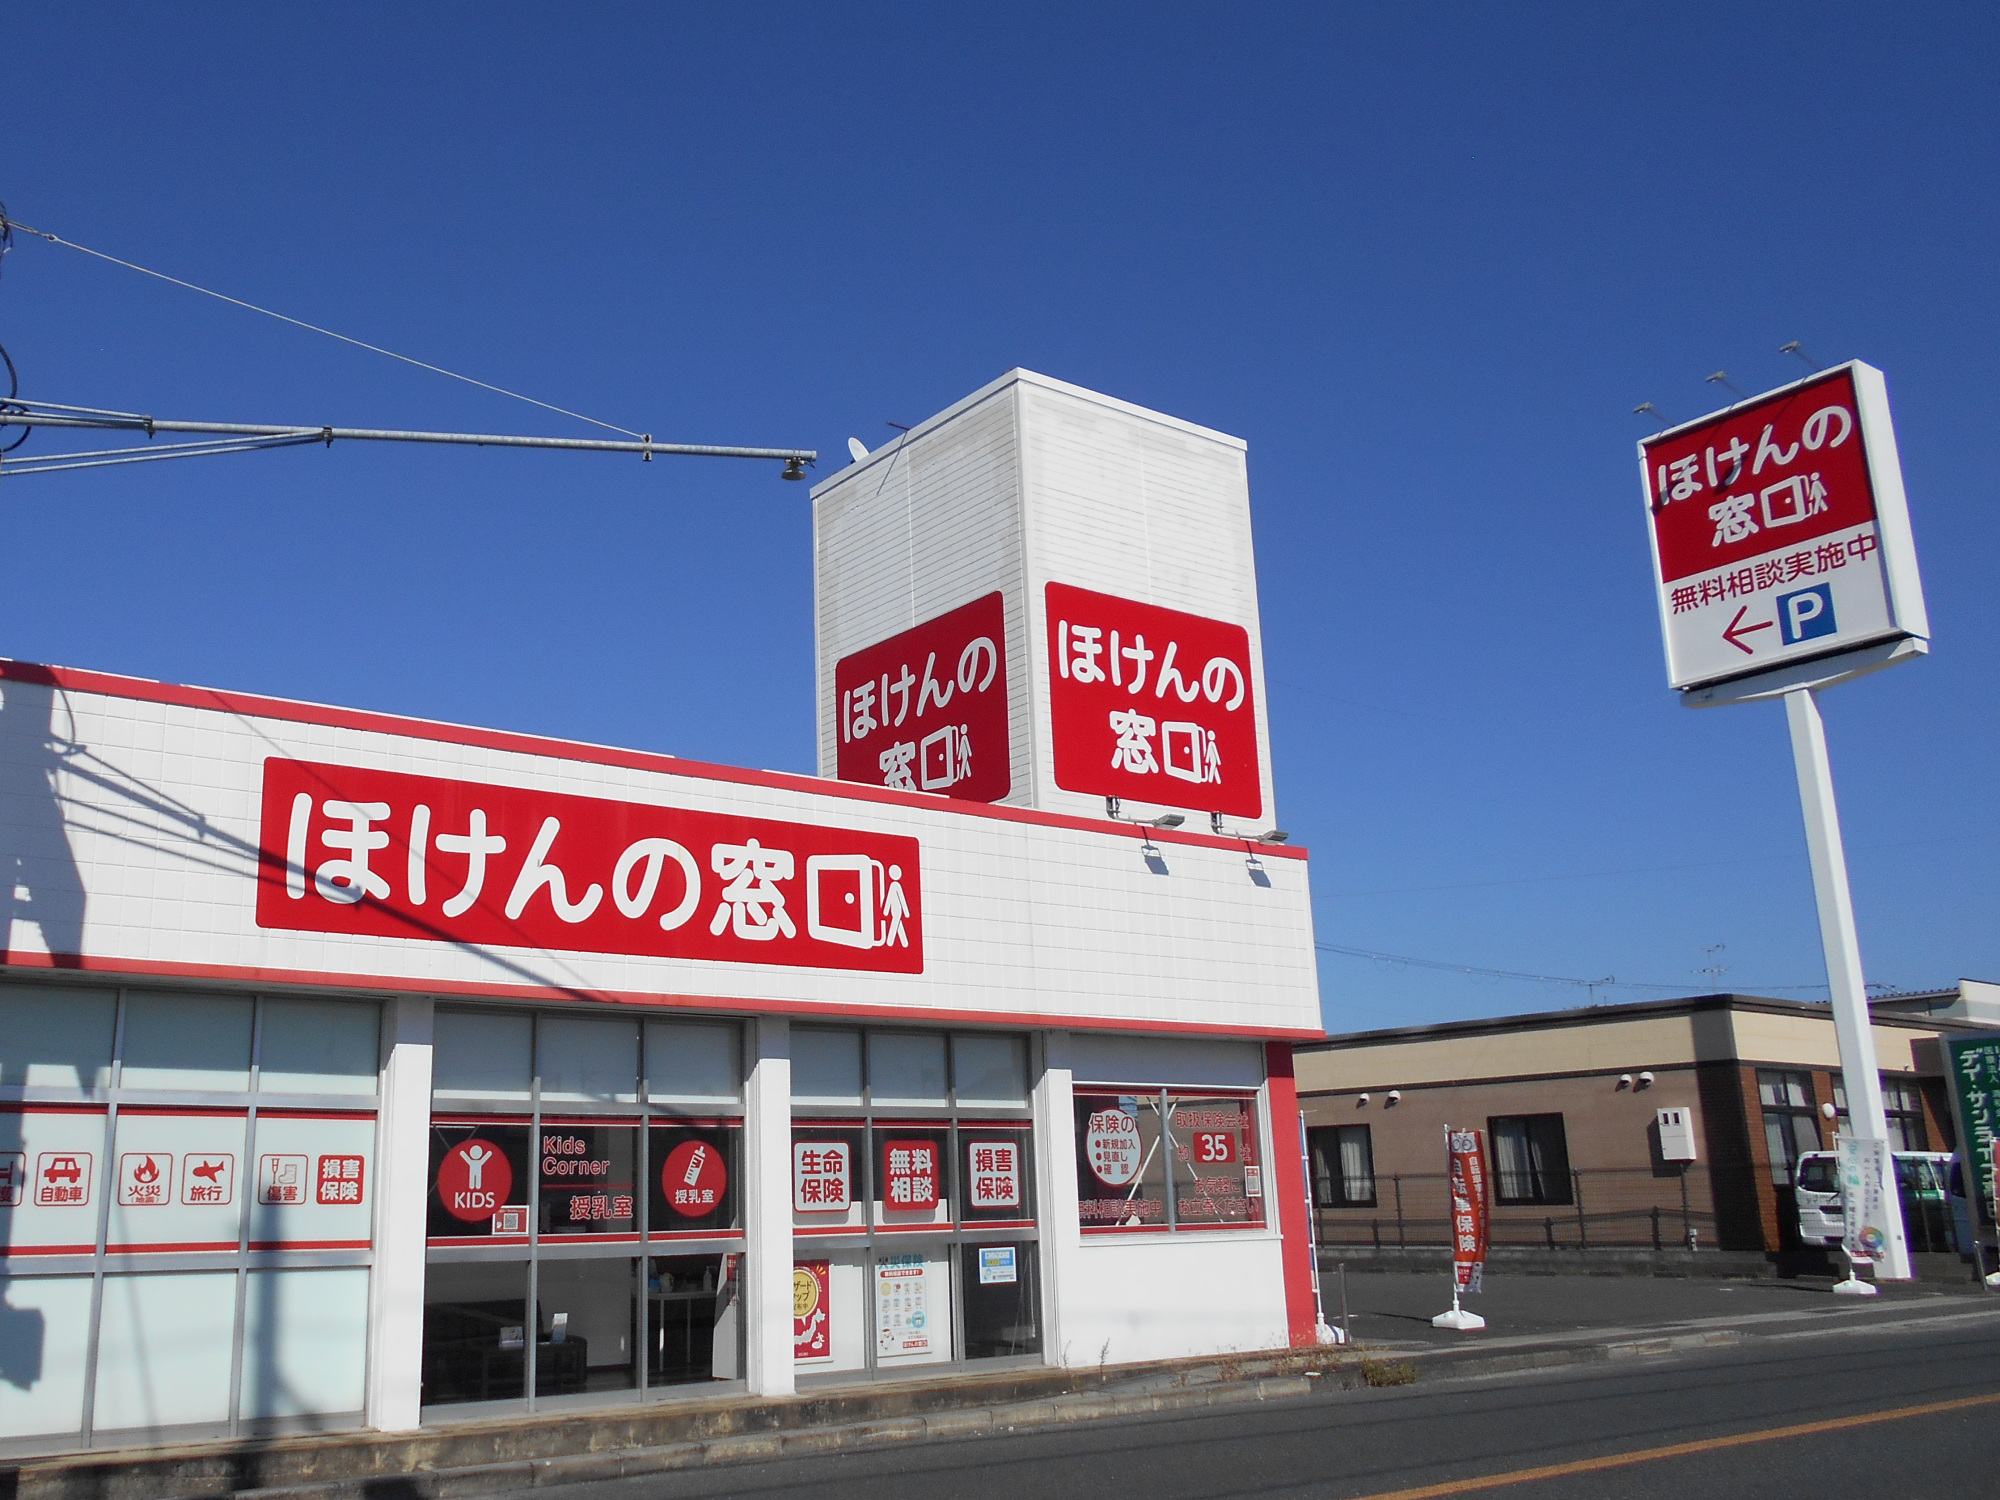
(1081, 1224, 1171, 1235)
(0, 657, 1307, 860)
(104, 1240, 240, 1253)
(871, 1221, 952, 1233)
(793, 1224, 863, 1236)
(255, 1108, 376, 1121)
(428, 1235, 530, 1248)
(247, 1239, 371, 1251)
(0, 1103, 107, 1116)
(538, 1232, 641, 1244)
(1, 1244, 98, 1257)
(115, 1105, 246, 1118)
(0, 950, 1325, 1041)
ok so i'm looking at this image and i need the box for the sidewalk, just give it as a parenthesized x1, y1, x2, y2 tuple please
(7, 1273, 1996, 1500)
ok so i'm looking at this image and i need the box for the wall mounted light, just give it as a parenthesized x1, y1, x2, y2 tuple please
(1618, 1073, 1634, 1089)
(1821, 1102, 1837, 1120)
(1356, 1093, 1369, 1107)
(1386, 1090, 1401, 1105)
(1637, 1071, 1655, 1088)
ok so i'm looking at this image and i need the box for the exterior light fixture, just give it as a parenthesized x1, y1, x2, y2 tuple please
(1618, 1073, 1634, 1089)
(1151, 814, 1185, 829)
(1637, 1071, 1655, 1088)
(782, 457, 808, 481)
(1210, 812, 1225, 835)
(1256, 829, 1288, 844)
(1386, 1090, 1401, 1105)
(1356, 1093, 1369, 1107)
(1821, 1102, 1837, 1121)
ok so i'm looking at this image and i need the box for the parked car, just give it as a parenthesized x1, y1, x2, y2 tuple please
(1794, 1150, 1957, 1252)
(1946, 1155, 1998, 1268)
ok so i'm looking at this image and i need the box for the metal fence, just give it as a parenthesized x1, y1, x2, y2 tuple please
(1316, 1166, 1717, 1252)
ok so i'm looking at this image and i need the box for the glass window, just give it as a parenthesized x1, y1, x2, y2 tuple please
(960, 1242, 1040, 1359)
(427, 1122, 534, 1240)
(433, 1011, 533, 1099)
(646, 1021, 740, 1103)
(537, 1016, 639, 1104)
(791, 1124, 866, 1222)
(239, 1267, 370, 1418)
(1756, 1070, 1820, 1185)
(92, 1271, 238, 1431)
(535, 1256, 639, 1394)
(648, 1123, 740, 1233)
(647, 1252, 740, 1386)
(960, 1127, 1034, 1221)
(421, 1259, 529, 1406)
(1308, 1124, 1377, 1208)
(868, 1033, 946, 1105)
(258, 998, 379, 1096)
(1167, 1095, 1266, 1228)
(0, 1273, 92, 1438)
(1075, 1091, 1168, 1230)
(537, 1122, 640, 1237)
(0, 985, 115, 1091)
(953, 1035, 1028, 1105)
(792, 1030, 862, 1104)
(119, 993, 253, 1093)
(1489, 1114, 1573, 1205)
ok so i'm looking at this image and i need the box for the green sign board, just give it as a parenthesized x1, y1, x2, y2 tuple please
(1944, 1035, 2000, 1216)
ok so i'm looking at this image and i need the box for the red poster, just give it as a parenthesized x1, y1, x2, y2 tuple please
(793, 1260, 831, 1361)
(1044, 583, 1263, 818)
(1446, 1127, 1489, 1294)
(1645, 368, 1878, 585)
(255, 758, 923, 974)
(834, 592, 1010, 802)
(436, 1137, 514, 1224)
(881, 1139, 940, 1210)
(660, 1139, 727, 1218)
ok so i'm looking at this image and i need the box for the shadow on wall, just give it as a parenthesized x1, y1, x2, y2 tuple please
(0, 670, 91, 1401)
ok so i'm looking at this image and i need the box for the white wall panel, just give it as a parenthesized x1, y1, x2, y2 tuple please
(0, 670, 1321, 1039)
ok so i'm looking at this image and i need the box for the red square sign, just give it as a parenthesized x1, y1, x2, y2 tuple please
(1044, 583, 1262, 817)
(835, 592, 1010, 801)
(881, 1139, 939, 1210)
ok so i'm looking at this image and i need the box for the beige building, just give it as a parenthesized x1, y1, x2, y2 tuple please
(1295, 991, 1990, 1260)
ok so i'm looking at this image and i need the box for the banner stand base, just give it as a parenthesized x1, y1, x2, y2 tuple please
(1832, 1276, 1879, 1297)
(1432, 1308, 1486, 1330)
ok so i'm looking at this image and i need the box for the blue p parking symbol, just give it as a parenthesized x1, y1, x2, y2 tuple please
(1777, 584, 1837, 645)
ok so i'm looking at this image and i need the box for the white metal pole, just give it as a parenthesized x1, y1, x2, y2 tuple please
(1784, 687, 1912, 1280)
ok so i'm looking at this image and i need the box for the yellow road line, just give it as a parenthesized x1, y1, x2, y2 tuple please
(1349, 1390, 2000, 1500)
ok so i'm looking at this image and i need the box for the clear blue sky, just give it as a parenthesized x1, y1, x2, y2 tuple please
(3, 5, 1994, 1030)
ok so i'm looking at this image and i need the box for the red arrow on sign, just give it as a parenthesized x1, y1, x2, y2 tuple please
(1721, 605, 1775, 655)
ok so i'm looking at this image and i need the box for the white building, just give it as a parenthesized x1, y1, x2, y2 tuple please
(0, 371, 1322, 1453)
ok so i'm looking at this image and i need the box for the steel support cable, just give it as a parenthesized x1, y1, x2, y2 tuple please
(0, 432, 323, 478)
(1, 214, 643, 439)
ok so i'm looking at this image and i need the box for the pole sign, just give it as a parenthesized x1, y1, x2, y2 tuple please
(1638, 362, 1927, 692)
(1837, 1134, 1891, 1266)
(1446, 1126, 1489, 1295)
(1945, 1035, 2000, 1225)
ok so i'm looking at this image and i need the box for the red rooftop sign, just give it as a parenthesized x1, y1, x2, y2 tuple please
(256, 759, 923, 973)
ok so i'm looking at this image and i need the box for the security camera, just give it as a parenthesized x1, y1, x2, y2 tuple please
(1356, 1093, 1369, 1107)
(1386, 1090, 1402, 1105)
(1638, 1071, 1655, 1088)
(1618, 1073, 1633, 1088)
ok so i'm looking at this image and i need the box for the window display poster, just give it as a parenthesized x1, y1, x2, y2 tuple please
(966, 1138, 1021, 1212)
(977, 1246, 1017, 1285)
(106, 1110, 249, 1251)
(793, 1260, 831, 1362)
(875, 1254, 934, 1358)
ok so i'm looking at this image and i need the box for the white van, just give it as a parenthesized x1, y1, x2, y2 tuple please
(1793, 1151, 1956, 1251)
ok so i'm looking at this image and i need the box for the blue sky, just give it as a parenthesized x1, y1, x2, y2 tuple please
(2, 5, 1994, 1030)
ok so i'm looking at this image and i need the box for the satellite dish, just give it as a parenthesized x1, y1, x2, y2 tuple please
(847, 437, 870, 463)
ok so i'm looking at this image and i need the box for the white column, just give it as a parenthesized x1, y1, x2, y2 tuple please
(1032, 1030, 1080, 1367)
(365, 995, 434, 1430)
(742, 1017, 794, 1396)
(1785, 687, 1912, 1279)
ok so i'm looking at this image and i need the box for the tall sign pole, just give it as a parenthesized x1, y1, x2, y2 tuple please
(1639, 361, 1929, 1281)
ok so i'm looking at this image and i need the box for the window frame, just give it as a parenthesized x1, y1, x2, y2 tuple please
(1487, 1113, 1574, 1207)
(1307, 1123, 1377, 1209)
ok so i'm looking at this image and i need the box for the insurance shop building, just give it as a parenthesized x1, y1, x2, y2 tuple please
(0, 370, 1325, 1454)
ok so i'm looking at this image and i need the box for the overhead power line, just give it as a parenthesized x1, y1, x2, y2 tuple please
(1314, 941, 1880, 998)
(2, 213, 642, 438)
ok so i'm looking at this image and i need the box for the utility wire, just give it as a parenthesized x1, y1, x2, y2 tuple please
(1, 212, 642, 439)
(1314, 940, 1872, 997)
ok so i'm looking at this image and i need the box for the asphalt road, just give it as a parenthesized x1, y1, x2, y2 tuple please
(505, 1301, 2000, 1500)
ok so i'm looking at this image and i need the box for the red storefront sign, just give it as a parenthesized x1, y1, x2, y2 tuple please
(1446, 1126, 1489, 1294)
(255, 758, 923, 974)
(881, 1139, 939, 1209)
(834, 592, 1010, 802)
(1044, 583, 1262, 817)
(437, 1137, 514, 1224)
(967, 1141, 1020, 1209)
(661, 1139, 727, 1218)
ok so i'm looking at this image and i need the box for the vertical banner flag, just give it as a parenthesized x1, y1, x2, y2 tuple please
(1446, 1126, 1489, 1295)
(1945, 1035, 2000, 1227)
(1837, 1135, 1891, 1267)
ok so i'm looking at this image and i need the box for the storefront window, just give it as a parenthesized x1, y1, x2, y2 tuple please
(872, 1125, 951, 1226)
(792, 1029, 863, 1105)
(0, 982, 381, 1444)
(960, 1243, 1040, 1359)
(869, 1033, 947, 1105)
(1075, 1089, 1266, 1232)
(960, 1127, 1034, 1223)
(1075, 1091, 1169, 1231)
(423, 1009, 748, 1411)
